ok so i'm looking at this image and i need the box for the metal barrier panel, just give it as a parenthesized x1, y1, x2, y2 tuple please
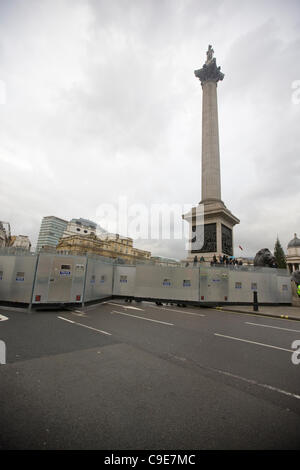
(199, 266, 229, 303)
(135, 265, 200, 301)
(276, 273, 292, 303)
(84, 259, 113, 302)
(0, 254, 292, 306)
(227, 268, 279, 303)
(32, 254, 87, 303)
(113, 265, 136, 297)
(0, 255, 37, 303)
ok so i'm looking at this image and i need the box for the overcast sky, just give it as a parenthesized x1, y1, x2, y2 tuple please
(0, 0, 299, 259)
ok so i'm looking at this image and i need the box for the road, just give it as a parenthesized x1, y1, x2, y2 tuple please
(0, 300, 300, 449)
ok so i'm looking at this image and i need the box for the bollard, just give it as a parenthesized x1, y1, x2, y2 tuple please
(253, 291, 259, 312)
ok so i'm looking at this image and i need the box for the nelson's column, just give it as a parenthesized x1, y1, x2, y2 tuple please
(183, 45, 240, 261)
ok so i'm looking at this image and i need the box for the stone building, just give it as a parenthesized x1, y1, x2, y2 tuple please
(62, 218, 102, 238)
(9, 235, 31, 251)
(56, 232, 151, 264)
(0, 223, 6, 248)
(287, 233, 300, 273)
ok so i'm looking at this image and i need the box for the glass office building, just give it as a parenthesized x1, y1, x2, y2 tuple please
(36, 216, 68, 253)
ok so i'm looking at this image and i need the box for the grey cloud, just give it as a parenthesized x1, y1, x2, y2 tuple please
(0, 0, 299, 258)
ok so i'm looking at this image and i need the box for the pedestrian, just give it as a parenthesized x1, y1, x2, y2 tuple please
(193, 255, 198, 266)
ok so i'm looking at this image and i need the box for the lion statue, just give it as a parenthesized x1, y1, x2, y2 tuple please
(253, 248, 276, 267)
(292, 270, 300, 285)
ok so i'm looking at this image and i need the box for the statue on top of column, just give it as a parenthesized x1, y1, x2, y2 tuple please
(194, 44, 224, 84)
(206, 45, 214, 64)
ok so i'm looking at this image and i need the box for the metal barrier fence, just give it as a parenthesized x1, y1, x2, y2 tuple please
(0, 253, 292, 307)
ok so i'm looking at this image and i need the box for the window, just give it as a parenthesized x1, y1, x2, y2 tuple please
(0, 270, 3, 281)
(235, 282, 242, 289)
(60, 265, 71, 276)
(61, 265, 71, 270)
(120, 275, 127, 283)
(251, 282, 257, 291)
(75, 264, 84, 277)
(163, 278, 171, 287)
(282, 284, 288, 291)
(90, 275, 96, 284)
(183, 280, 191, 287)
(16, 272, 25, 281)
(100, 275, 106, 283)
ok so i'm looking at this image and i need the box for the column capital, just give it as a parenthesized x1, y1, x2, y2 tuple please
(194, 45, 224, 84)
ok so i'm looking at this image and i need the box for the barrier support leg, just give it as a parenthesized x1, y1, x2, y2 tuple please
(253, 291, 259, 312)
(28, 254, 39, 314)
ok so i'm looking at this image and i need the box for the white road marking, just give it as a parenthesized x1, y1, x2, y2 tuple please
(148, 304, 205, 317)
(107, 302, 144, 311)
(57, 316, 112, 336)
(214, 333, 293, 353)
(245, 321, 300, 333)
(0, 314, 9, 322)
(70, 310, 87, 317)
(84, 301, 108, 311)
(111, 310, 174, 326)
(215, 369, 300, 400)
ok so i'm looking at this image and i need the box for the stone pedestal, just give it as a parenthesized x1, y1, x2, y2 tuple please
(183, 200, 239, 262)
(183, 46, 239, 262)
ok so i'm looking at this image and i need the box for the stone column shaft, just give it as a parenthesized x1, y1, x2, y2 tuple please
(201, 81, 221, 202)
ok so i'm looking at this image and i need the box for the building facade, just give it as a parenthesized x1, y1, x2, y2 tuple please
(0, 223, 6, 248)
(62, 218, 99, 238)
(287, 233, 300, 273)
(9, 235, 31, 251)
(36, 216, 68, 253)
(56, 232, 151, 263)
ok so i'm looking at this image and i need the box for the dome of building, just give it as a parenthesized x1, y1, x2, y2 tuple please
(288, 233, 300, 248)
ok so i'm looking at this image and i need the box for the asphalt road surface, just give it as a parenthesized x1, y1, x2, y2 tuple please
(0, 300, 300, 449)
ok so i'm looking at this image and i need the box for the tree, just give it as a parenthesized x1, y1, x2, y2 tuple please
(274, 237, 287, 269)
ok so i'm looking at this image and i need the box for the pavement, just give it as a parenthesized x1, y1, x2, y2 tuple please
(0, 300, 300, 450)
(215, 304, 300, 321)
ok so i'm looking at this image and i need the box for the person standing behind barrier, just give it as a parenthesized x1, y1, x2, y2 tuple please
(193, 255, 198, 266)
